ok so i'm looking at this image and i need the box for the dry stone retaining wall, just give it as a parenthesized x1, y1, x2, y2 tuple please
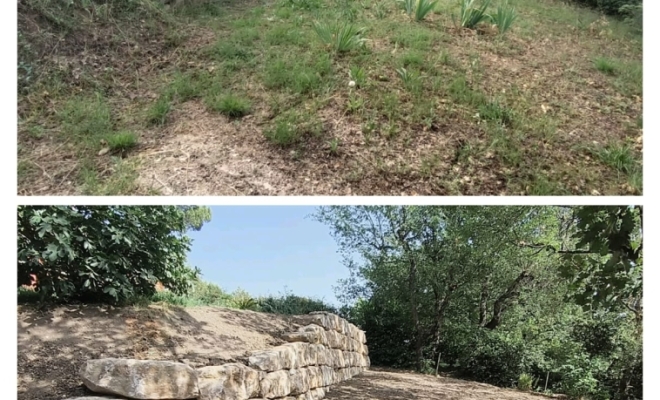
(71, 312, 369, 400)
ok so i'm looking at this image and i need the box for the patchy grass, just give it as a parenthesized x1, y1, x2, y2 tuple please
(17, 0, 643, 195)
(206, 94, 252, 118)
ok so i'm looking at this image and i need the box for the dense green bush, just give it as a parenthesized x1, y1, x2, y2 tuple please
(571, 0, 642, 16)
(17, 206, 207, 304)
(258, 290, 337, 315)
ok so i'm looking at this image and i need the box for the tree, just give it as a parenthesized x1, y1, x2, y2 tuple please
(17, 205, 211, 304)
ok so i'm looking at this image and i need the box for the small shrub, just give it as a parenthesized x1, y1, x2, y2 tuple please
(206, 94, 251, 118)
(232, 294, 259, 310)
(490, 2, 517, 34)
(106, 131, 138, 151)
(518, 373, 533, 391)
(456, 0, 491, 29)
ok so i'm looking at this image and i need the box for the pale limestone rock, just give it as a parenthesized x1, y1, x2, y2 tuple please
(197, 363, 262, 400)
(80, 358, 199, 400)
(260, 370, 291, 399)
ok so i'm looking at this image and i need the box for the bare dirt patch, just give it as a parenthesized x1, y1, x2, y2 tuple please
(326, 369, 565, 400)
(17, 304, 301, 400)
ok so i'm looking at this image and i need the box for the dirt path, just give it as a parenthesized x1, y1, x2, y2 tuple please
(326, 369, 562, 400)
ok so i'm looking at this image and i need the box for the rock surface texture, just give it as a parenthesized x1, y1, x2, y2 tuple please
(74, 312, 369, 400)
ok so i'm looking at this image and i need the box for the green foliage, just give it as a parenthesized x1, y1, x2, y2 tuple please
(317, 206, 643, 399)
(206, 94, 251, 118)
(259, 289, 337, 315)
(231, 289, 260, 310)
(400, 0, 416, 16)
(349, 65, 367, 88)
(558, 206, 642, 312)
(313, 21, 367, 53)
(396, 67, 422, 94)
(147, 96, 172, 126)
(571, 0, 642, 16)
(17, 206, 210, 304)
(594, 57, 618, 75)
(518, 373, 533, 391)
(456, 0, 491, 29)
(415, 0, 438, 21)
(478, 100, 515, 127)
(264, 111, 323, 147)
(490, 2, 517, 34)
(106, 131, 138, 152)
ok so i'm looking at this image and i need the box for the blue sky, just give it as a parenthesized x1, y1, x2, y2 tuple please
(186, 206, 347, 305)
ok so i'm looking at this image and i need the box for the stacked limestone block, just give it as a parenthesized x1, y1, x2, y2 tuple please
(71, 312, 368, 400)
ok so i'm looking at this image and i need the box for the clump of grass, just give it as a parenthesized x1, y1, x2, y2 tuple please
(313, 21, 367, 53)
(205, 94, 251, 118)
(58, 94, 113, 140)
(456, 0, 491, 29)
(595, 142, 636, 174)
(401, 51, 425, 68)
(166, 72, 208, 102)
(479, 100, 516, 127)
(147, 96, 172, 126)
(350, 65, 367, 87)
(448, 76, 487, 106)
(517, 373, 533, 391)
(264, 111, 323, 147)
(396, 67, 422, 94)
(594, 57, 618, 75)
(490, 2, 517, 34)
(106, 131, 138, 151)
(329, 138, 340, 155)
(264, 55, 332, 94)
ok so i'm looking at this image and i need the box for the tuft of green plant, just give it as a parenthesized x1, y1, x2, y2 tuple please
(205, 94, 251, 118)
(400, 0, 416, 16)
(396, 67, 422, 93)
(374, 2, 389, 18)
(456, 0, 491, 29)
(264, 111, 323, 147)
(594, 57, 618, 75)
(232, 291, 259, 310)
(147, 96, 172, 126)
(58, 94, 113, 140)
(595, 142, 636, 174)
(350, 65, 367, 87)
(517, 373, 533, 391)
(490, 2, 517, 34)
(478, 100, 515, 127)
(415, 0, 438, 21)
(106, 131, 138, 152)
(313, 21, 367, 53)
(329, 138, 340, 154)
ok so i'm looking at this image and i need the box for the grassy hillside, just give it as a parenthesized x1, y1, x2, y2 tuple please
(17, 0, 642, 195)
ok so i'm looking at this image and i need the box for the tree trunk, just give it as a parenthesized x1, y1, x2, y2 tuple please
(396, 218, 423, 371)
(483, 270, 533, 330)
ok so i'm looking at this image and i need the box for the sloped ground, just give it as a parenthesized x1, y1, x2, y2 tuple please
(18, 304, 563, 400)
(17, 0, 643, 196)
(326, 369, 564, 400)
(17, 304, 301, 400)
